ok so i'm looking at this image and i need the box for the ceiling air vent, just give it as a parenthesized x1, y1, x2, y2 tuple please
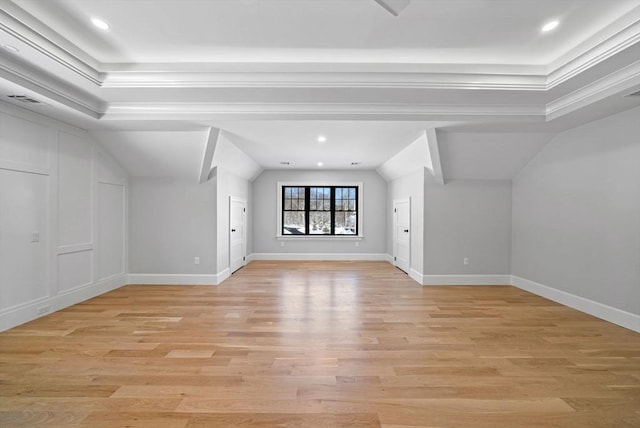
(7, 95, 43, 104)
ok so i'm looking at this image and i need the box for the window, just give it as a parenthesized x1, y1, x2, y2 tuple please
(282, 185, 358, 235)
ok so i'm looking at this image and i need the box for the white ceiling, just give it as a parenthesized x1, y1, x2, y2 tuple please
(1, 0, 639, 181)
(216, 120, 439, 170)
(12, 0, 639, 65)
(90, 130, 209, 180)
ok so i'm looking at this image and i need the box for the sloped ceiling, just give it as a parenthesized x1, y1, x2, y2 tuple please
(1, 0, 639, 181)
(438, 132, 557, 180)
(90, 130, 209, 180)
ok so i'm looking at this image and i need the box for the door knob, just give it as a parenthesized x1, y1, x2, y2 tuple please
(231, 229, 236, 232)
(404, 229, 409, 232)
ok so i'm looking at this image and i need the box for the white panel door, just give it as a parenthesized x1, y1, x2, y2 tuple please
(229, 197, 246, 274)
(0, 169, 49, 309)
(393, 198, 411, 274)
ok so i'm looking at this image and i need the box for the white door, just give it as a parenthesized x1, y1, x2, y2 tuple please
(229, 197, 247, 274)
(393, 198, 410, 274)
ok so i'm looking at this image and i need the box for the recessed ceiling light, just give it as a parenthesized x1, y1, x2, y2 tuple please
(279, 161, 290, 165)
(541, 20, 559, 33)
(91, 17, 110, 30)
(317, 135, 327, 143)
(1, 44, 19, 53)
(317, 162, 324, 167)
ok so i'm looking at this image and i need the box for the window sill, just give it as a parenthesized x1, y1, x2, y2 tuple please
(277, 235, 363, 241)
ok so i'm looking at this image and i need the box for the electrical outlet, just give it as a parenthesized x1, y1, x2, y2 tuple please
(463, 257, 469, 265)
(31, 230, 40, 243)
(280, 241, 285, 247)
(194, 257, 200, 265)
(354, 241, 359, 247)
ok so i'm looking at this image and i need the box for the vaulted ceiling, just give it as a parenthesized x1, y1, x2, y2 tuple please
(1, 0, 639, 179)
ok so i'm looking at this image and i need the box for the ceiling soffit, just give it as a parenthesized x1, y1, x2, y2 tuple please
(0, 1, 638, 124)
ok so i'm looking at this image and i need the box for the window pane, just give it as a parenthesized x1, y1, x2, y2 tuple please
(309, 211, 331, 234)
(349, 200, 355, 210)
(285, 187, 292, 198)
(310, 187, 330, 211)
(335, 211, 357, 234)
(284, 199, 291, 210)
(283, 212, 305, 234)
(335, 200, 343, 210)
(335, 212, 345, 229)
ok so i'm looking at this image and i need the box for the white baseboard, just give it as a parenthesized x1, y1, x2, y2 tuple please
(249, 252, 389, 261)
(216, 268, 230, 284)
(511, 275, 640, 332)
(0, 274, 127, 332)
(408, 273, 511, 286)
(409, 268, 423, 285)
(128, 273, 225, 285)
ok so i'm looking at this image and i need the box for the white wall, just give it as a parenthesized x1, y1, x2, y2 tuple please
(252, 169, 387, 258)
(127, 168, 249, 285)
(0, 102, 128, 331)
(423, 179, 512, 283)
(512, 107, 640, 322)
(388, 169, 425, 277)
(128, 177, 217, 282)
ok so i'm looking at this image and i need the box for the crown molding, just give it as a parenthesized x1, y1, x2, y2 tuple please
(0, 3, 102, 85)
(101, 102, 545, 121)
(100, 69, 546, 90)
(0, 55, 101, 118)
(1, 0, 638, 95)
(546, 60, 640, 120)
(547, 12, 640, 89)
(1, 0, 637, 126)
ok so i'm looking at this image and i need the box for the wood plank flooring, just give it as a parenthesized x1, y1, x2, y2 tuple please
(1, 261, 639, 427)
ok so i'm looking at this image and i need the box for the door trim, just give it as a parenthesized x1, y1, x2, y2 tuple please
(393, 198, 411, 274)
(229, 196, 247, 274)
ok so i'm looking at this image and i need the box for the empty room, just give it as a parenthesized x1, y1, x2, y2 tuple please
(0, 0, 639, 427)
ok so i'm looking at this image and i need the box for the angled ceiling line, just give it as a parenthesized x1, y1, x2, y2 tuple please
(373, 0, 411, 17)
(199, 127, 220, 184)
(425, 129, 444, 185)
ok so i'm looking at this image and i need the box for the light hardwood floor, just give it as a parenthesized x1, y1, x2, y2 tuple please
(1, 261, 638, 427)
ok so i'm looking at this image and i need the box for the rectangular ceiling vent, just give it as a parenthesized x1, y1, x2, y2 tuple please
(7, 95, 44, 104)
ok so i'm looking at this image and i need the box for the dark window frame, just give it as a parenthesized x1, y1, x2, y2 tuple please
(282, 185, 358, 236)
